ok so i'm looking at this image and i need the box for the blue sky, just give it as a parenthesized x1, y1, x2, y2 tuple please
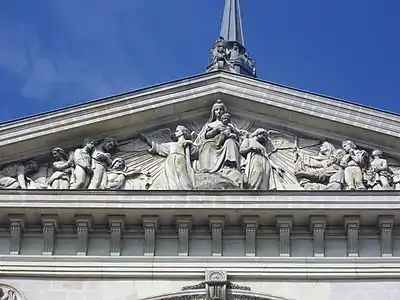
(1, 0, 399, 122)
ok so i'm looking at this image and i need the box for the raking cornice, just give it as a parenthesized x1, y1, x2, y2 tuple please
(0, 71, 399, 164)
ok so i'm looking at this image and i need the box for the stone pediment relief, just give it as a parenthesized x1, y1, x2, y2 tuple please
(1, 100, 400, 191)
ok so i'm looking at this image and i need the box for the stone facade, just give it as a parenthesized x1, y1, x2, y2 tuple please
(1, 72, 400, 299)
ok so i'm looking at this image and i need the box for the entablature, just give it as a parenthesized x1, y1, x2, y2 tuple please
(0, 190, 399, 225)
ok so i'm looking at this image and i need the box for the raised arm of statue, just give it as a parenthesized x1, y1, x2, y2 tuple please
(204, 125, 221, 139)
(239, 138, 252, 157)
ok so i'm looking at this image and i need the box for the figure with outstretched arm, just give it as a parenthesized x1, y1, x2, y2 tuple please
(136, 125, 196, 190)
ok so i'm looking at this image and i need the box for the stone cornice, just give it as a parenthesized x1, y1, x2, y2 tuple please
(1, 255, 400, 279)
(0, 191, 399, 226)
(0, 71, 400, 164)
(0, 190, 399, 209)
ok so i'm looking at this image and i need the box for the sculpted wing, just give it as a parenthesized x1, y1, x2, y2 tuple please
(115, 128, 173, 189)
(266, 131, 322, 190)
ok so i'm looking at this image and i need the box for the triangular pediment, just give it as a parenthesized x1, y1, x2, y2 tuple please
(1, 71, 400, 191)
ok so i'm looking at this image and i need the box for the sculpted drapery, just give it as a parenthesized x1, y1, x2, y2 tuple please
(1, 100, 400, 191)
(240, 129, 276, 190)
(140, 126, 196, 190)
(194, 100, 241, 174)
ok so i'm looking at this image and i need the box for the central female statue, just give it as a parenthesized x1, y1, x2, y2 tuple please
(194, 100, 241, 173)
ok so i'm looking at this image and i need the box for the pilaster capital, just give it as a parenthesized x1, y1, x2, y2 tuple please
(142, 215, 158, 229)
(378, 215, 394, 229)
(75, 215, 92, 231)
(176, 216, 192, 230)
(276, 216, 293, 230)
(209, 216, 225, 229)
(42, 215, 58, 231)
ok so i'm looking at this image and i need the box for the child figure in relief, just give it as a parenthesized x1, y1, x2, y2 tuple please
(138, 125, 197, 190)
(215, 112, 240, 149)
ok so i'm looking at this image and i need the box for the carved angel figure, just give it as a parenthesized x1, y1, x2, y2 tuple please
(88, 137, 119, 189)
(364, 149, 392, 190)
(138, 125, 196, 190)
(104, 157, 150, 190)
(70, 139, 95, 189)
(47, 147, 74, 189)
(341, 140, 368, 190)
(295, 142, 345, 190)
(0, 160, 39, 189)
(194, 100, 242, 173)
(240, 128, 280, 190)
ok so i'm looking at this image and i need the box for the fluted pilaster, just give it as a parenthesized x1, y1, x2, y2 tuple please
(143, 216, 158, 256)
(344, 216, 360, 257)
(379, 216, 394, 257)
(243, 216, 258, 256)
(176, 216, 191, 256)
(76, 216, 92, 256)
(209, 216, 224, 256)
(42, 215, 58, 255)
(310, 216, 326, 257)
(9, 215, 25, 255)
(109, 216, 124, 256)
(277, 216, 292, 257)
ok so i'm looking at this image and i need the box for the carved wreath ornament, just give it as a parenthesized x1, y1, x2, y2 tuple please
(2, 100, 399, 191)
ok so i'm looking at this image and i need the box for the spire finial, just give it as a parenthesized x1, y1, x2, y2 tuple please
(220, 0, 245, 46)
(206, 0, 256, 77)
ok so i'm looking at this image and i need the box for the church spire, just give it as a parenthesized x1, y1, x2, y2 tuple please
(220, 0, 245, 46)
(206, 0, 256, 77)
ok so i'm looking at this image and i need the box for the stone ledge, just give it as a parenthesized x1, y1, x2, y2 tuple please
(0, 190, 399, 210)
(1, 256, 400, 279)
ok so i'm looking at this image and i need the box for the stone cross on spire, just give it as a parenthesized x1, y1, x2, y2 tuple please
(206, 0, 256, 77)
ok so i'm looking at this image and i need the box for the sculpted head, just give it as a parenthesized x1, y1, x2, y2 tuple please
(175, 125, 191, 140)
(251, 128, 268, 143)
(110, 158, 125, 170)
(52, 147, 68, 161)
(24, 159, 38, 175)
(220, 113, 231, 125)
(372, 149, 383, 158)
(210, 100, 227, 120)
(83, 139, 95, 152)
(102, 137, 118, 154)
(319, 142, 336, 156)
(342, 140, 356, 153)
